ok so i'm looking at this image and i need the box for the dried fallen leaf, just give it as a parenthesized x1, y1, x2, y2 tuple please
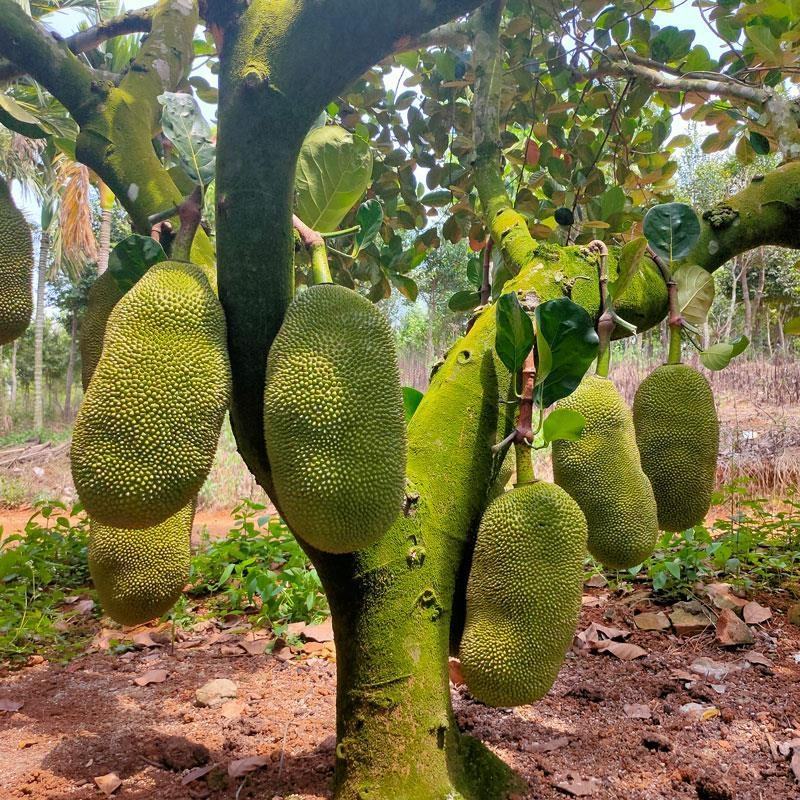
(227, 755, 269, 778)
(132, 631, 160, 648)
(689, 657, 742, 682)
(791, 751, 800, 783)
(0, 699, 23, 712)
(239, 638, 270, 657)
(530, 736, 570, 753)
(745, 651, 774, 668)
(302, 618, 334, 643)
(623, 703, 651, 719)
(448, 658, 465, 687)
(555, 773, 601, 796)
(743, 601, 772, 625)
(585, 574, 608, 588)
(181, 763, 218, 785)
(134, 669, 168, 687)
(73, 598, 95, 615)
(595, 640, 647, 660)
(94, 773, 122, 796)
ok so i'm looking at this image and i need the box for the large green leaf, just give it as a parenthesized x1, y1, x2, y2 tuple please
(542, 408, 586, 444)
(700, 336, 749, 371)
(674, 264, 715, 328)
(108, 235, 167, 292)
(295, 126, 373, 232)
(158, 92, 216, 185)
(448, 290, 481, 312)
(534, 298, 599, 408)
(495, 292, 534, 375)
(643, 202, 701, 261)
(402, 387, 424, 422)
(353, 199, 383, 256)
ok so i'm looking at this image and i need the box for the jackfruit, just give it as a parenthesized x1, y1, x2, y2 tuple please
(633, 364, 719, 531)
(263, 284, 406, 553)
(459, 481, 587, 707)
(552, 375, 658, 569)
(80, 271, 125, 390)
(0, 177, 33, 345)
(72, 262, 231, 529)
(89, 502, 194, 626)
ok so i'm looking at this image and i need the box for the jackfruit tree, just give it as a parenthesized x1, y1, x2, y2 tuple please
(1, 0, 799, 796)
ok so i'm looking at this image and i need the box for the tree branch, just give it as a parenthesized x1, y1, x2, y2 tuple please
(0, 7, 154, 83)
(691, 160, 800, 272)
(0, 0, 96, 122)
(396, 19, 473, 53)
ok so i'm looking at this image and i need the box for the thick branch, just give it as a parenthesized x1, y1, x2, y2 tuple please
(0, 0, 96, 122)
(0, 7, 154, 83)
(214, 0, 486, 485)
(691, 160, 800, 272)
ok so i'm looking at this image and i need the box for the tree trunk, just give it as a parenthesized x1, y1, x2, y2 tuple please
(10, 339, 17, 409)
(777, 306, 787, 351)
(765, 307, 773, 355)
(724, 258, 738, 339)
(97, 182, 114, 275)
(64, 313, 78, 420)
(0, 345, 5, 432)
(33, 230, 50, 433)
(739, 258, 752, 339)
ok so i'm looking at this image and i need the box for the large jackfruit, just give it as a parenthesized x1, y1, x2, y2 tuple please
(633, 364, 719, 531)
(89, 502, 194, 626)
(72, 262, 231, 529)
(552, 375, 658, 569)
(0, 177, 33, 345)
(460, 481, 587, 707)
(80, 271, 126, 390)
(263, 284, 406, 554)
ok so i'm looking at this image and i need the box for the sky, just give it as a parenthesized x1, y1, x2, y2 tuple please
(11, 1, 724, 223)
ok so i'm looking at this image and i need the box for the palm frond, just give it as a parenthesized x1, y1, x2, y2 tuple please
(55, 153, 97, 273)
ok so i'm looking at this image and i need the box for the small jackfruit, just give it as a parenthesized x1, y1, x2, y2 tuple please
(633, 364, 719, 531)
(460, 481, 587, 707)
(80, 271, 126, 390)
(0, 177, 33, 345)
(72, 262, 231, 529)
(263, 284, 406, 553)
(552, 375, 658, 569)
(89, 502, 194, 626)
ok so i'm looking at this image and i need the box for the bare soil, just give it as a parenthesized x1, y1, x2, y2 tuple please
(1, 590, 798, 800)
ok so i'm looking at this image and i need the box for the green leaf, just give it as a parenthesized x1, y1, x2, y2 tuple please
(599, 186, 625, 219)
(107, 234, 167, 292)
(295, 126, 373, 232)
(534, 298, 599, 408)
(495, 292, 534, 375)
(0, 94, 50, 138)
(542, 408, 586, 444)
(608, 237, 647, 301)
(650, 26, 694, 62)
(784, 317, 800, 336)
(700, 336, 749, 371)
(643, 202, 701, 261)
(467, 254, 483, 289)
(388, 271, 418, 301)
(448, 290, 481, 313)
(157, 92, 216, 185)
(187, 75, 219, 104)
(402, 387, 424, 422)
(674, 264, 715, 327)
(353, 199, 383, 256)
(749, 131, 770, 155)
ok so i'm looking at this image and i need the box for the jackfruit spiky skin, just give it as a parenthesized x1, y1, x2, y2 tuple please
(263, 284, 406, 554)
(633, 364, 719, 532)
(552, 375, 659, 570)
(72, 262, 231, 529)
(0, 178, 33, 345)
(460, 482, 587, 707)
(89, 502, 194, 626)
(80, 271, 125, 390)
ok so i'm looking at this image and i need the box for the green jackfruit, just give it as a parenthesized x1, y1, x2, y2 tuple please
(552, 375, 659, 569)
(89, 502, 194, 626)
(72, 262, 231, 529)
(264, 284, 406, 553)
(0, 177, 33, 345)
(460, 481, 587, 707)
(80, 271, 125, 390)
(633, 364, 719, 531)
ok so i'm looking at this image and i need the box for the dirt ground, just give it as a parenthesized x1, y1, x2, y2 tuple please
(1, 588, 798, 800)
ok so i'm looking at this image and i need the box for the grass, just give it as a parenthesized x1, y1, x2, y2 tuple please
(0, 499, 328, 668)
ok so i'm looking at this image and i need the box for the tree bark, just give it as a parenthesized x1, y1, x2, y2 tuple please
(33, 230, 50, 433)
(724, 258, 738, 339)
(0, 345, 5, 432)
(10, 339, 17, 409)
(64, 313, 78, 421)
(739, 259, 752, 339)
(97, 207, 113, 275)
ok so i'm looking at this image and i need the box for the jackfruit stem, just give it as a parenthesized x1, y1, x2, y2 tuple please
(666, 280, 683, 365)
(514, 441, 535, 485)
(171, 186, 203, 263)
(480, 238, 493, 305)
(311, 243, 333, 285)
